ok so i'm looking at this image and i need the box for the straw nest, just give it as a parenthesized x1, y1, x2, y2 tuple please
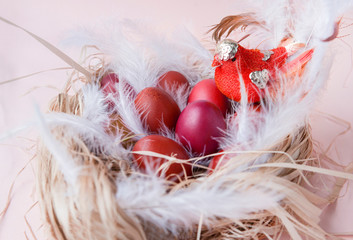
(36, 70, 336, 240)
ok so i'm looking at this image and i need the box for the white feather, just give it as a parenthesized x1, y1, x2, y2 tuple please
(116, 173, 282, 235)
(112, 81, 148, 140)
(34, 105, 81, 187)
(36, 84, 131, 160)
(81, 83, 111, 125)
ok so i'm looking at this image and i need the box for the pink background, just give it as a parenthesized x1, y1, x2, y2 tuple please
(0, 0, 352, 239)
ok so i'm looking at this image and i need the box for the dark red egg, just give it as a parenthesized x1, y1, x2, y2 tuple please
(175, 100, 226, 155)
(132, 135, 192, 181)
(188, 79, 229, 116)
(158, 71, 190, 92)
(134, 87, 181, 133)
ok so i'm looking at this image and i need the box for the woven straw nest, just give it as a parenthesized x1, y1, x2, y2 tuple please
(34, 12, 347, 240)
(36, 71, 333, 240)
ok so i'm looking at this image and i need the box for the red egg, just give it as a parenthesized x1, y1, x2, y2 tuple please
(132, 135, 192, 181)
(100, 73, 136, 110)
(101, 72, 136, 96)
(100, 73, 119, 95)
(188, 79, 229, 116)
(158, 71, 190, 92)
(208, 150, 234, 173)
(100, 73, 119, 109)
(175, 100, 226, 155)
(134, 87, 181, 133)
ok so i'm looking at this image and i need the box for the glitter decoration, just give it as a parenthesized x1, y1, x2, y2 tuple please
(261, 50, 274, 61)
(216, 39, 238, 61)
(249, 69, 270, 89)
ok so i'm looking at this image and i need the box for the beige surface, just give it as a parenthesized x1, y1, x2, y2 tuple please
(0, 1, 352, 239)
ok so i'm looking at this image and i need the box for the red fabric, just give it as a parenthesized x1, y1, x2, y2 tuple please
(214, 45, 288, 103)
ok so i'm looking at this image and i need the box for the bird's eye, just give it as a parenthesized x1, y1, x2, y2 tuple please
(231, 57, 236, 62)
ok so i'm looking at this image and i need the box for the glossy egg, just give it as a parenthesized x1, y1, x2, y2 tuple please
(132, 135, 192, 181)
(188, 79, 229, 116)
(134, 87, 181, 133)
(158, 71, 190, 92)
(175, 100, 226, 155)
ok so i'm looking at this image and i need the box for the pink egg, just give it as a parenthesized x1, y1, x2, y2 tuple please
(188, 79, 229, 116)
(100, 73, 119, 109)
(100, 73, 136, 109)
(100, 72, 121, 94)
(175, 100, 226, 155)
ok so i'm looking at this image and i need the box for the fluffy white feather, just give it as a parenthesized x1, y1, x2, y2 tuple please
(112, 81, 148, 140)
(170, 27, 214, 81)
(43, 112, 128, 158)
(36, 84, 132, 160)
(116, 173, 282, 235)
(81, 83, 111, 125)
(35, 105, 81, 187)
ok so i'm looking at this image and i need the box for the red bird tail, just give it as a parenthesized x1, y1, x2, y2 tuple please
(280, 38, 306, 57)
(280, 49, 314, 77)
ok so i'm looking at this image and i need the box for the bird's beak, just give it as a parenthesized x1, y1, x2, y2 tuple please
(212, 54, 222, 68)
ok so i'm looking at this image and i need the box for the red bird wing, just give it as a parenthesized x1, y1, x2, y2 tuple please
(266, 47, 288, 71)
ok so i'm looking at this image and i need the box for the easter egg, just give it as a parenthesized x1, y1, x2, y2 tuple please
(188, 79, 229, 116)
(100, 73, 119, 95)
(100, 72, 136, 96)
(100, 73, 119, 109)
(158, 71, 190, 92)
(208, 150, 229, 173)
(175, 100, 226, 155)
(134, 87, 180, 133)
(132, 135, 192, 181)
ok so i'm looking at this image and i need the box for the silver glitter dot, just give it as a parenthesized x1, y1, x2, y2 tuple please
(216, 39, 238, 61)
(261, 50, 274, 61)
(249, 69, 270, 89)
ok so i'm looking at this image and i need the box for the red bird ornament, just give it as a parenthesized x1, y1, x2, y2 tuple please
(212, 39, 313, 103)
